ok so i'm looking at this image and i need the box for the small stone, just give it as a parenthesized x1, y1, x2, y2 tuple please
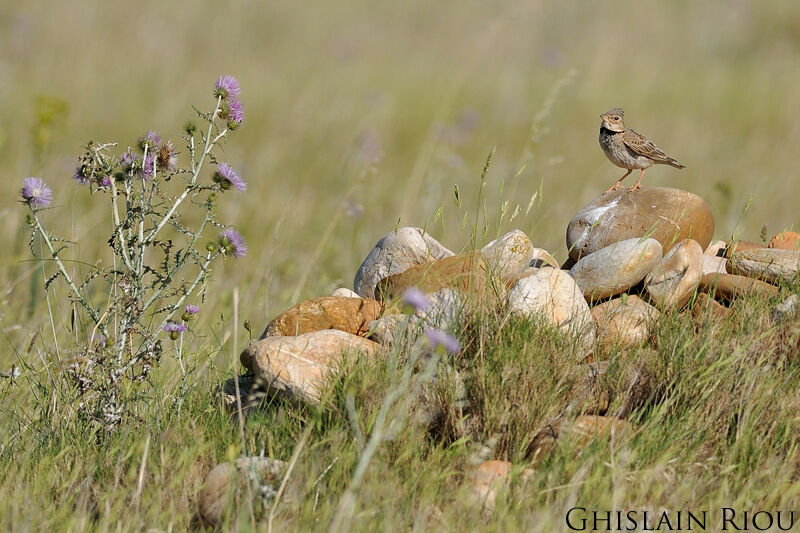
(705, 240, 726, 257)
(569, 238, 663, 301)
(699, 273, 778, 301)
(481, 230, 534, 283)
(644, 239, 704, 309)
(263, 296, 382, 337)
(772, 294, 799, 323)
(591, 295, 659, 349)
(332, 287, 360, 298)
(727, 248, 800, 285)
(375, 252, 488, 303)
(566, 187, 714, 261)
(367, 314, 410, 346)
(507, 268, 595, 356)
(240, 330, 380, 405)
(470, 460, 511, 512)
(702, 255, 727, 275)
(198, 457, 287, 527)
(354, 227, 454, 298)
(769, 231, 800, 251)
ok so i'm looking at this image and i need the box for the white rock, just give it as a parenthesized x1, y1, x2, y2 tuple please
(644, 239, 704, 309)
(332, 287, 361, 298)
(481, 230, 534, 281)
(569, 238, 663, 301)
(354, 227, 454, 298)
(702, 254, 727, 275)
(705, 240, 726, 257)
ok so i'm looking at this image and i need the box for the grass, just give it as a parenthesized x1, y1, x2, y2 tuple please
(2, 0, 800, 530)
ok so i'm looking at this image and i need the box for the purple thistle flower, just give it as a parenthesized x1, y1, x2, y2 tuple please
(218, 229, 248, 258)
(184, 304, 200, 315)
(402, 287, 430, 313)
(90, 332, 106, 347)
(163, 322, 187, 333)
(157, 140, 178, 172)
(120, 150, 140, 175)
(424, 329, 461, 355)
(72, 165, 91, 186)
(21, 177, 53, 209)
(142, 153, 155, 179)
(214, 162, 247, 191)
(214, 75, 241, 99)
(227, 97, 244, 126)
(98, 175, 112, 188)
(137, 130, 161, 152)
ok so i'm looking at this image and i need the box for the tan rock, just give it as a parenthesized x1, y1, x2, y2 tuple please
(566, 187, 714, 261)
(563, 415, 634, 446)
(198, 457, 287, 527)
(569, 238, 663, 301)
(240, 330, 380, 405)
(692, 293, 730, 323)
(331, 287, 360, 298)
(591, 295, 659, 349)
(481, 230, 534, 282)
(471, 460, 511, 511)
(263, 296, 382, 337)
(375, 252, 488, 302)
(723, 240, 763, 258)
(702, 255, 727, 275)
(705, 240, 726, 257)
(354, 227, 454, 298)
(769, 231, 800, 251)
(727, 248, 800, 284)
(699, 273, 778, 301)
(644, 239, 704, 309)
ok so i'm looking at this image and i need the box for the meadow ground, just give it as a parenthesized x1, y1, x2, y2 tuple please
(1, 1, 800, 531)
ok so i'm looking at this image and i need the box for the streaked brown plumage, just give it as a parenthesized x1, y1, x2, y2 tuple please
(599, 108, 684, 192)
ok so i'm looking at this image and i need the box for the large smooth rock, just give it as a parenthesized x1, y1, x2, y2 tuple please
(699, 273, 778, 301)
(240, 330, 380, 405)
(702, 255, 727, 275)
(507, 268, 595, 354)
(727, 248, 800, 284)
(375, 252, 488, 302)
(644, 239, 704, 309)
(263, 296, 382, 337)
(354, 227, 454, 298)
(723, 240, 763, 258)
(591, 295, 659, 349)
(770, 231, 800, 251)
(198, 457, 287, 527)
(691, 293, 730, 323)
(705, 240, 726, 257)
(569, 238, 663, 301)
(481, 229, 534, 282)
(566, 187, 714, 261)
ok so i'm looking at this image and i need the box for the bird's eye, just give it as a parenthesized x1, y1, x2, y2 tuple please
(613, 116, 619, 121)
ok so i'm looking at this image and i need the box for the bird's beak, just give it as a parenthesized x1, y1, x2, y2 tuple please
(599, 114, 605, 119)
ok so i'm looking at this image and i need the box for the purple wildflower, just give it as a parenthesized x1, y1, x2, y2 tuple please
(227, 97, 244, 126)
(137, 131, 161, 152)
(184, 304, 200, 315)
(120, 150, 140, 175)
(21, 177, 53, 209)
(214, 75, 241, 99)
(402, 287, 430, 313)
(90, 332, 106, 347)
(156, 140, 178, 172)
(98, 175, 112, 188)
(163, 322, 187, 333)
(72, 165, 91, 186)
(218, 229, 248, 258)
(213, 162, 246, 191)
(424, 329, 461, 355)
(142, 153, 155, 179)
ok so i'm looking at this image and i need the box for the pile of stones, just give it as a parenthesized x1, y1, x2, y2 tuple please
(199, 187, 800, 523)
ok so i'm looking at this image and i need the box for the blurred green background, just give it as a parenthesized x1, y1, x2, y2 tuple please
(1, 0, 799, 359)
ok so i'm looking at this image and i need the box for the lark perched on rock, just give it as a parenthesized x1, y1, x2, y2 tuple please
(599, 108, 684, 193)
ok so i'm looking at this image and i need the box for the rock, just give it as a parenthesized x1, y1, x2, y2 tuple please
(507, 268, 595, 355)
(332, 287, 360, 298)
(591, 295, 659, 349)
(530, 248, 559, 269)
(561, 361, 611, 415)
(263, 296, 382, 337)
(563, 415, 634, 446)
(569, 238, 663, 301)
(692, 293, 730, 323)
(354, 227, 454, 298)
(416, 287, 464, 330)
(723, 240, 763, 258)
(772, 294, 799, 323)
(702, 255, 727, 275)
(470, 460, 511, 511)
(375, 252, 488, 302)
(367, 314, 409, 346)
(644, 239, 704, 309)
(699, 273, 778, 301)
(240, 330, 380, 405)
(198, 457, 287, 527)
(769, 231, 800, 251)
(481, 230, 534, 282)
(705, 240, 726, 257)
(566, 187, 714, 261)
(727, 248, 800, 285)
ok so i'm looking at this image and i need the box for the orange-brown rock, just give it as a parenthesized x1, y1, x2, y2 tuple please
(471, 460, 512, 511)
(769, 231, 800, 251)
(691, 293, 731, 323)
(263, 296, 382, 337)
(699, 273, 778, 301)
(375, 252, 488, 302)
(566, 187, 714, 261)
(591, 295, 659, 349)
(723, 240, 763, 258)
(727, 248, 800, 284)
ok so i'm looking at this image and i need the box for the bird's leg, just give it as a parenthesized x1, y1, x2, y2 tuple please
(628, 169, 646, 191)
(604, 169, 632, 193)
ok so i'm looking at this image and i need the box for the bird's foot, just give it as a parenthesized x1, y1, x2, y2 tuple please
(604, 183, 622, 194)
(628, 183, 642, 192)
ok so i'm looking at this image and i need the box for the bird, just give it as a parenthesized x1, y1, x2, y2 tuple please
(599, 107, 684, 193)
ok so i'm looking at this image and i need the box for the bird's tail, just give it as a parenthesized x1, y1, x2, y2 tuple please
(666, 157, 685, 169)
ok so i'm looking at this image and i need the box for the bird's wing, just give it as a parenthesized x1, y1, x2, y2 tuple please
(621, 129, 671, 162)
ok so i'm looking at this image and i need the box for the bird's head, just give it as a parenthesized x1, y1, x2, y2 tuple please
(600, 108, 625, 132)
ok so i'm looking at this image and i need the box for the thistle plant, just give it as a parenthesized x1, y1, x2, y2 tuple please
(21, 75, 249, 430)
